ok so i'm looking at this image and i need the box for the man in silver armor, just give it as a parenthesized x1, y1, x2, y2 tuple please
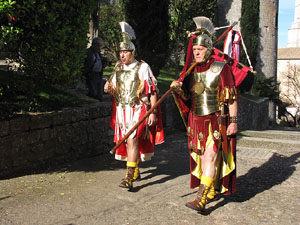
(104, 22, 164, 190)
(171, 16, 238, 212)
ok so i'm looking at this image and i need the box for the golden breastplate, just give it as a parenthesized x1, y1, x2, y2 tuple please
(114, 62, 142, 108)
(190, 61, 225, 116)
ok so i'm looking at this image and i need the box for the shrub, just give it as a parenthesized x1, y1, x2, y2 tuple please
(2, 0, 97, 87)
(99, 4, 124, 62)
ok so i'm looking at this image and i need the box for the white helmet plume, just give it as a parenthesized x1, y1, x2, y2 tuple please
(192, 16, 215, 36)
(119, 21, 136, 41)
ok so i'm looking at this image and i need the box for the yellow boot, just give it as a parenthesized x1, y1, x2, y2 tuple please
(119, 161, 136, 190)
(133, 159, 141, 181)
(185, 176, 213, 212)
(206, 185, 216, 203)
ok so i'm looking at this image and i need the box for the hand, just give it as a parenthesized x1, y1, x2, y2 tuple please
(104, 81, 113, 93)
(147, 113, 156, 127)
(170, 80, 182, 89)
(226, 122, 237, 136)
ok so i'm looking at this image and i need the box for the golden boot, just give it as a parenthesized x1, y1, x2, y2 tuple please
(133, 160, 141, 181)
(206, 185, 216, 203)
(185, 176, 213, 212)
(119, 166, 134, 190)
(185, 183, 210, 212)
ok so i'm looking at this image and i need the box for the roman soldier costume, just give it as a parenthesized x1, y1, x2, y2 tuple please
(171, 16, 238, 211)
(105, 22, 164, 189)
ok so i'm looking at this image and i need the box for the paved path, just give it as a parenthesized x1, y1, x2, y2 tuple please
(0, 129, 300, 225)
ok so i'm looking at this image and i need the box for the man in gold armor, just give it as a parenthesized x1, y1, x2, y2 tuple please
(104, 22, 164, 190)
(171, 17, 238, 212)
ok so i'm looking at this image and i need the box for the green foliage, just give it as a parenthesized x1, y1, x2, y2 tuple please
(0, 70, 88, 121)
(3, 0, 97, 86)
(0, 0, 22, 48)
(168, 0, 217, 75)
(99, 4, 124, 61)
(0, 0, 15, 11)
(120, 0, 170, 76)
(249, 76, 280, 103)
(241, 0, 259, 69)
(157, 65, 183, 93)
(169, 0, 217, 51)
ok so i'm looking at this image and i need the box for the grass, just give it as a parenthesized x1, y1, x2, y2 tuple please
(0, 70, 89, 121)
(156, 67, 178, 93)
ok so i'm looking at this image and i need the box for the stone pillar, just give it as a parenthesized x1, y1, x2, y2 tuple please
(256, 0, 279, 125)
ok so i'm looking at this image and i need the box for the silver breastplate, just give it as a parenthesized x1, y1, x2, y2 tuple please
(114, 62, 142, 108)
(190, 61, 225, 116)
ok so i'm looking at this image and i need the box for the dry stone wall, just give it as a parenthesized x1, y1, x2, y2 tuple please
(0, 100, 114, 178)
(238, 95, 269, 130)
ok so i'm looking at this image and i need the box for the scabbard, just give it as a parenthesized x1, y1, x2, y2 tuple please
(218, 115, 228, 154)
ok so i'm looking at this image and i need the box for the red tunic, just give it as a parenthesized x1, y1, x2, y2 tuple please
(109, 71, 165, 162)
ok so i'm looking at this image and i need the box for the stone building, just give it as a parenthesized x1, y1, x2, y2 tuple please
(288, 0, 300, 47)
(277, 0, 300, 120)
(277, 48, 300, 104)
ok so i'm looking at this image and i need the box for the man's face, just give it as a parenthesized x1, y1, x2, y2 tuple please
(120, 50, 134, 65)
(92, 40, 101, 53)
(193, 45, 208, 63)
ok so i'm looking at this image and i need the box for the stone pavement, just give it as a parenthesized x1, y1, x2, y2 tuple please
(0, 128, 300, 225)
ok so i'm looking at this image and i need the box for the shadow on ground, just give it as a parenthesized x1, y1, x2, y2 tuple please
(204, 152, 300, 215)
(1, 131, 191, 191)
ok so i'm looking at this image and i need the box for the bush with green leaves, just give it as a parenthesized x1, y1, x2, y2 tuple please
(249, 76, 280, 103)
(2, 0, 97, 86)
(0, 1, 97, 120)
(99, 4, 124, 62)
(169, 0, 217, 74)
(0, 0, 22, 50)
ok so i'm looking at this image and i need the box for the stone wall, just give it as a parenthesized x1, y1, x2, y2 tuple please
(0, 100, 114, 178)
(0, 93, 268, 178)
(238, 95, 269, 130)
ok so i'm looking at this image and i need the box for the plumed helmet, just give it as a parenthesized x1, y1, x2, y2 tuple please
(191, 16, 215, 62)
(119, 21, 136, 54)
(192, 16, 215, 48)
